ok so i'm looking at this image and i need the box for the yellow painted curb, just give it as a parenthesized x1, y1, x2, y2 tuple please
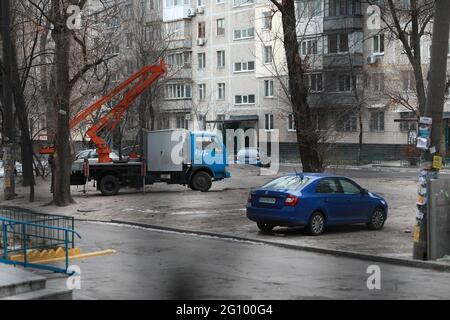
(9, 248, 116, 264)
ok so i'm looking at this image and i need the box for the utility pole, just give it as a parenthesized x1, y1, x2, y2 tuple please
(1, 0, 16, 201)
(413, 0, 450, 260)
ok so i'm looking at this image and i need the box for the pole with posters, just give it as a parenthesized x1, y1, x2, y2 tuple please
(412, 0, 450, 260)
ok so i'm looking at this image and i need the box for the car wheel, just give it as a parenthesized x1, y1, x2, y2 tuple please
(308, 212, 326, 236)
(367, 207, 385, 230)
(99, 175, 120, 196)
(257, 222, 274, 232)
(191, 171, 212, 192)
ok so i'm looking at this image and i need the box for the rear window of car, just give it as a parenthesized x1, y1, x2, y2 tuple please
(263, 176, 311, 191)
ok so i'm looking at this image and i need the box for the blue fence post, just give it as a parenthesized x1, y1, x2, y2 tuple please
(2, 222, 7, 259)
(22, 224, 27, 267)
(65, 230, 69, 273)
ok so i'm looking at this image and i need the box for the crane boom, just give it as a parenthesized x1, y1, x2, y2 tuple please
(40, 60, 166, 163)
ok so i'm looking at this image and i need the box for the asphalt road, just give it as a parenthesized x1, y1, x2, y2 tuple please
(44, 221, 450, 300)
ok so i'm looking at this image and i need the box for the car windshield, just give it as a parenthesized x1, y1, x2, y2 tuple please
(263, 175, 311, 191)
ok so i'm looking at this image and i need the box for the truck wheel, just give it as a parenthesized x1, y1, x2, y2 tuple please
(99, 175, 120, 196)
(191, 171, 212, 192)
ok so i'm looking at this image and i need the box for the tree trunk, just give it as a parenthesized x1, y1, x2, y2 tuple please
(358, 108, 363, 165)
(7, 15, 35, 200)
(51, 0, 74, 206)
(277, 1, 323, 172)
(1, 0, 16, 200)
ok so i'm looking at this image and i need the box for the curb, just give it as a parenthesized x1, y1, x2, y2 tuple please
(108, 219, 450, 272)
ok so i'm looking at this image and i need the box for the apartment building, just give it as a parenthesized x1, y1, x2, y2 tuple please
(90, 0, 450, 161)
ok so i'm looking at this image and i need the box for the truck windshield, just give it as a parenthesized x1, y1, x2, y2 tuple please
(195, 136, 223, 153)
(263, 176, 311, 191)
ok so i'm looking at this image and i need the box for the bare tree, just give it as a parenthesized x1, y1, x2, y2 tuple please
(27, 0, 115, 206)
(371, 0, 434, 116)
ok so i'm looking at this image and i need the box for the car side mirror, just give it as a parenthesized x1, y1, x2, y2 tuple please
(361, 189, 369, 196)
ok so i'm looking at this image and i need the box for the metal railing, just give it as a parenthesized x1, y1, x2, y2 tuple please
(0, 207, 81, 274)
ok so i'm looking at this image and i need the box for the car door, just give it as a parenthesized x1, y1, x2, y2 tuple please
(314, 178, 345, 224)
(337, 178, 368, 222)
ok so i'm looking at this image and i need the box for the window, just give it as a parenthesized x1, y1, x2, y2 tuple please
(370, 111, 385, 132)
(264, 80, 274, 97)
(217, 50, 225, 68)
(106, 43, 120, 55)
(198, 0, 205, 6)
(233, 61, 255, 72)
(288, 113, 296, 131)
(337, 74, 353, 91)
(401, 0, 411, 9)
(217, 83, 225, 100)
(198, 22, 206, 38)
(166, 0, 183, 7)
(198, 52, 206, 69)
(327, 33, 348, 53)
(399, 112, 417, 132)
(263, 46, 273, 64)
(337, 112, 357, 132)
(339, 179, 361, 194)
(298, 0, 322, 18)
(233, 27, 254, 40)
(111, 71, 122, 82)
(312, 110, 327, 130)
(176, 115, 189, 129)
(402, 71, 415, 92)
(316, 179, 341, 194)
(373, 34, 385, 54)
(166, 83, 192, 99)
(328, 0, 361, 16)
(300, 38, 318, 55)
(263, 12, 272, 29)
(235, 94, 255, 105)
(263, 176, 312, 190)
(370, 73, 384, 92)
(216, 19, 225, 36)
(126, 32, 133, 47)
(126, 60, 134, 75)
(198, 84, 206, 100)
(265, 114, 274, 130)
(167, 52, 184, 67)
(106, 17, 120, 28)
(159, 116, 170, 129)
(307, 73, 323, 92)
(233, 0, 254, 7)
(124, 3, 133, 19)
(217, 0, 224, 4)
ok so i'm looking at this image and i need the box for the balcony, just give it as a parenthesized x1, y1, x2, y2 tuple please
(163, 5, 195, 22)
(323, 53, 363, 70)
(323, 15, 363, 31)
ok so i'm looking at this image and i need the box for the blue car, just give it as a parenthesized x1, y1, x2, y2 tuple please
(246, 173, 388, 236)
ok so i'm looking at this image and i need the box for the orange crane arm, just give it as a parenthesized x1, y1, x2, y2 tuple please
(40, 60, 166, 163)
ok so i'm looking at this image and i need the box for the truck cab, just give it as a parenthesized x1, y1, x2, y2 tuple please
(144, 129, 230, 192)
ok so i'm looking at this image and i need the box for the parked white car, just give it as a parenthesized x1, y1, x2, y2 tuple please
(236, 148, 271, 168)
(75, 149, 120, 163)
(0, 161, 23, 178)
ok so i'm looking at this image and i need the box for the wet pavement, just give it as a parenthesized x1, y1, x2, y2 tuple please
(4, 165, 426, 259)
(41, 221, 450, 299)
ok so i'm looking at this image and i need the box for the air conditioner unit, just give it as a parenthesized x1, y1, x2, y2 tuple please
(197, 38, 206, 46)
(196, 6, 205, 14)
(185, 114, 192, 121)
(367, 55, 378, 64)
(186, 7, 196, 17)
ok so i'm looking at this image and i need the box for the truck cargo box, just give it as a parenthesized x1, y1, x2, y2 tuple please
(143, 129, 192, 172)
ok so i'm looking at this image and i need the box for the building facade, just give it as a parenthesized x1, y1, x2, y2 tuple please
(90, 0, 450, 162)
